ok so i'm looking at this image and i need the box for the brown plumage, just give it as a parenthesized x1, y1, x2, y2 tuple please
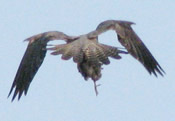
(8, 20, 165, 101)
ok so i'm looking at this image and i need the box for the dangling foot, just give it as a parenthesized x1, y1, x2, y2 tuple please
(93, 81, 101, 96)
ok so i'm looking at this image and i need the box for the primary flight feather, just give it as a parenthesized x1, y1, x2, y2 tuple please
(8, 20, 165, 101)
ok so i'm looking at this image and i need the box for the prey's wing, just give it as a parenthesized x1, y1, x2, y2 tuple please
(8, 31, 72, 101)
(88, 20, 165, 76)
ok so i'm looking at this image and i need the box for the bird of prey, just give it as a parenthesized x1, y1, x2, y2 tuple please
(8, 20, 165, 101)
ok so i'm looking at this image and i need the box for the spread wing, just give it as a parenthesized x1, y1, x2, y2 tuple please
(88, 20, 165, 76)
(8, 31, 73, 101)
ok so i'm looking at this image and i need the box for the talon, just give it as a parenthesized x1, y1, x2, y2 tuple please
(93, 81, 101, 96)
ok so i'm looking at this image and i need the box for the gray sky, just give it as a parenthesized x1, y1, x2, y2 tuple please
(1, 0, 175, 121)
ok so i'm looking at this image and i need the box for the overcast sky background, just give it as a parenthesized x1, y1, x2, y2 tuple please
(0, 1, 175, 121)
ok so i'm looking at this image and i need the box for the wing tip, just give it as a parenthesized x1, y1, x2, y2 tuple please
(8, 85, 26, 102)
(7, 85, 15, 101)
(156, 65, 166, 77)
(148, 64, 165, 78)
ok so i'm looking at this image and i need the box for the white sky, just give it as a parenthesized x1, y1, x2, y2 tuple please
(1, 1, 175, 121)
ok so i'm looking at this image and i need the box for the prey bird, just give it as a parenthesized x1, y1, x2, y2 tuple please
(8, 20, 165, 101)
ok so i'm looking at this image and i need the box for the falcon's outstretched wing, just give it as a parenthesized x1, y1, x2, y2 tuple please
(8, 31, 73, 101)
(88, 20, 165, 76)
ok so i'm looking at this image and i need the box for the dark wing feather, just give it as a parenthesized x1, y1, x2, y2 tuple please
(8, 37, 47, 101)
(88, 20, 165, 76)
(117, 30, 164, 76)
(8, 31, 72, 101)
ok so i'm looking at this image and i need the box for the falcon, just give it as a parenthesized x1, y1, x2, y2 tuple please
(8, 20, 165, 101)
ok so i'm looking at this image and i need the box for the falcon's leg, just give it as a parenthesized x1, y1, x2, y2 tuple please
(93, 80, 101, 96)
